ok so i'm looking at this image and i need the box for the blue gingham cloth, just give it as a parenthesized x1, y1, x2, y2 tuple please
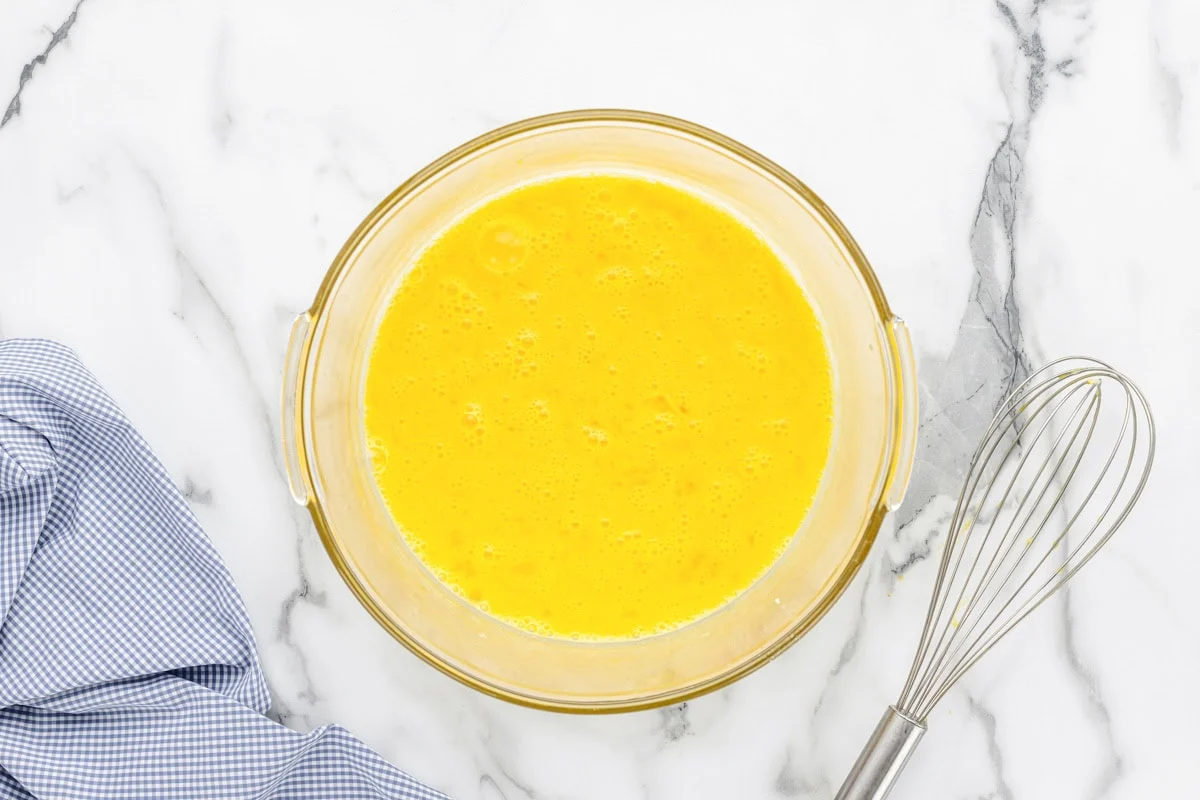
(0, 339, 445, 799)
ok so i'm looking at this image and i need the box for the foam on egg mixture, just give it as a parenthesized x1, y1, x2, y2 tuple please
(364, 173, 833, 640)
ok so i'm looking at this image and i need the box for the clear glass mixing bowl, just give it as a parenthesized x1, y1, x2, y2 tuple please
(281, 110, 917, 712)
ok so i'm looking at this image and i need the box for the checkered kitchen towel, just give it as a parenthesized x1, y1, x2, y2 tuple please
(0, 339, 445, 799)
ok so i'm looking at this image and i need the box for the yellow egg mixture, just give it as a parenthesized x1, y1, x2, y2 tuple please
(364, 173, 833, 640)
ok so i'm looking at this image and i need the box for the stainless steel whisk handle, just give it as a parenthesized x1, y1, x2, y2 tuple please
(834, 707, 926, 800)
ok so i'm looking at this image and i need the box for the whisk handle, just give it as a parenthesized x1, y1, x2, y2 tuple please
(834, 706, 926, 800)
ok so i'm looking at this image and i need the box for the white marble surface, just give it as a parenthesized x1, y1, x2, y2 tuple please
(2, 1, 1198, 797)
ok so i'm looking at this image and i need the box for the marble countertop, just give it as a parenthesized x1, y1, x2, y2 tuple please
(2, 1, 1197, 797)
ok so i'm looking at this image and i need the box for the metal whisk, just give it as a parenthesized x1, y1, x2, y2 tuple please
(836, 357, 1155, 800)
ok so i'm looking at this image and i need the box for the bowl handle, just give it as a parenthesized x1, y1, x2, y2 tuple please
(883, 317, 918, 510)
(281, 312, 313, 506)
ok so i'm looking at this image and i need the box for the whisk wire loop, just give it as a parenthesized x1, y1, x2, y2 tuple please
(838, 357, 1154, 800)
(907, 380, 1102, 714)
(894, 358, 1154, 722)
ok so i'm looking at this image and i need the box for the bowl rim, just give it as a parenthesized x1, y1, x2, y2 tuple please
(289, 108, 908, 713)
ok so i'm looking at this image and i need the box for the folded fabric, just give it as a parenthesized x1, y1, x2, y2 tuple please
(0, 339, 445, 799)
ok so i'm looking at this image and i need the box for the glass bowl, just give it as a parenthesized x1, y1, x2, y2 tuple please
(281, 110, 917, 712)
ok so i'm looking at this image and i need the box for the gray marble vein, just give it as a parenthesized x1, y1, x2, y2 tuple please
(966, 693, 1015, 800)
(890, 0, 1048, 576)
(180, 476, 214, 506)
(127, 158, 335, 728)
(1060, 586, 1123, 800)
(272, 563, 327, 728)
(131, 168, 301, 478)
(211, 25, 235, 148)
(888, 3, 1129, 798)
(491, 762, 540, 800)
(888, 500, 953, 580)
(1151, 38, 1184, 153)
(125, 159, 291, 484)
(1, 0, 88, 130)
(657, 702, 693, 743)
(479, 773, 511, 800)
(783, 571, 874, 798)
(269, 502, 334, 723)
(774, 749, 823, 799)
(473, 740, 547, 800)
